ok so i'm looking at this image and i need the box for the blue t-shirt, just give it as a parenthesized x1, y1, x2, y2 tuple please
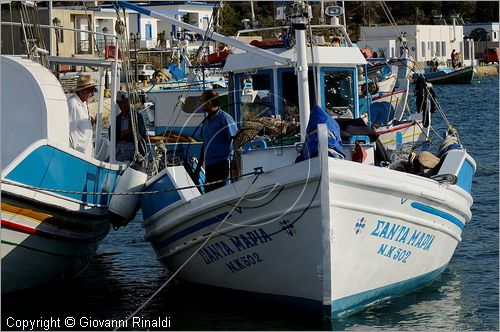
(201, 109, 238, 166)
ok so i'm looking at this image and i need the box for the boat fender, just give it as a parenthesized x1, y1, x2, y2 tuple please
(108, 163, 147, 229)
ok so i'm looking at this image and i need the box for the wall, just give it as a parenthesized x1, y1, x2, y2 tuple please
(359, 25, 464, 63)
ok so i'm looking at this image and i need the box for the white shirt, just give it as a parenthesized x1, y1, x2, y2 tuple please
(67, 93, 93, 156)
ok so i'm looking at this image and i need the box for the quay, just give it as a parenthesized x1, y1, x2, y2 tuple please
(475, 63, 499, 76)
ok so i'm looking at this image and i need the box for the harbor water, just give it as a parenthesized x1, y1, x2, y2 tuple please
(2, 76, 498, 331)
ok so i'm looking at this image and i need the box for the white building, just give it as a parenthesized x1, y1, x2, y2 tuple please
(463, 22, 499, 42)
(358, 25, 474, 65)
(132, 2, 215, 49)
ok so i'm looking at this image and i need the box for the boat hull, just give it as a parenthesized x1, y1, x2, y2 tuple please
(1, 141, 121, 293)
(377, 120, 428, 149)
(414, 66, 474, 84)
(1, 193, 110, 293)
(141, 145, 474, 317)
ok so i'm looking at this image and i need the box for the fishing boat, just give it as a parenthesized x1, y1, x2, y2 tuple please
(366, 58, 398, 93)
(412, 66, 475, 84)
(1, 52, 145, 293)
(369, 50, 430, 150)
(122, 2, 476, 318)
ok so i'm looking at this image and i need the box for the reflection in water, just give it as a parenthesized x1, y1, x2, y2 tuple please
(2, 77, 499, 331)
(332, 269, 466, 330)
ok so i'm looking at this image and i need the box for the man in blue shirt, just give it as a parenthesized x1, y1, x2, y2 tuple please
(196, 90, 238, 192)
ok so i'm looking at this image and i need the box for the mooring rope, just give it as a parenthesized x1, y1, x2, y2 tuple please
(113, 172, 263, 331)
(0, 169, 263, 196)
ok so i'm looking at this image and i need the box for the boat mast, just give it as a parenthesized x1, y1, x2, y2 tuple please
(291, 2, 312, 141)
(250, 1, 257, 29)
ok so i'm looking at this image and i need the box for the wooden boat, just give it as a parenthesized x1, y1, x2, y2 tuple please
(1, 55, 143, 293)
(412, 66, 474, 84)
(120, 1, 476, 319)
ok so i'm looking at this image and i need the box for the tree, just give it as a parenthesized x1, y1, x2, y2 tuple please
(475, 1, 500, 22)
(220, 3, 243, 36)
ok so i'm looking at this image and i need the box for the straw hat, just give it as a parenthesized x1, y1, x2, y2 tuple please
(75, 75, 97, 91)
(418, 151, 441, 169)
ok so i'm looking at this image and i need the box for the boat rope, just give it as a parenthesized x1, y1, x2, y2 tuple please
(157, 2, 221, 146)
(112, 4, 151, 168)
(414, 121, 440, 151)
(0, 169, 264, 196)
(157, 3, 224, 154)
(114, 172, 262, 331)
(306, 10, 318, 103)
(378, 1, 426, 75)
(378, 1, 461, 147)
(82, 1, 102, 58)
(9, 3, 15, 55)
(19, 2, 49, 68)
(476, 163, 499, 174)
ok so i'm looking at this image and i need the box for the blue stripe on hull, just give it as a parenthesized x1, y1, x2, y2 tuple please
(456, 158, 474, 194)
(410, 202, 465, 230)
(155, 212, 228, 250)
(5, 145, 119, 205)
(331, 264, 448, 318)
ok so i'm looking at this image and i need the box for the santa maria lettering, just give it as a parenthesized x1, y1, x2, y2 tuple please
(370, 220, 435, 251)
(198, 228, 272, 271)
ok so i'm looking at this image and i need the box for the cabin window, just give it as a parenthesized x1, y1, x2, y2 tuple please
(435, 41, 441, 56)
(236, 71, 273, 121)
(421, 42, 426, 58)
(322, 69, 355, 118)
(441, 42, 446, 57)
(279, 69, 316, 121)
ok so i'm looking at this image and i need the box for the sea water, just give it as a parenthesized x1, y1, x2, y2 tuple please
(2, 76, 498, 331)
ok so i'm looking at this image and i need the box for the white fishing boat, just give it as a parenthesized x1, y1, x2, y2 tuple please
(123, 2, 476, 318)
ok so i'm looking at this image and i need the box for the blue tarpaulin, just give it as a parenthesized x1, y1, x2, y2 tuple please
(297, 105, 346, 162)
(168, 63, 186, 80)
(369, 101, 395, 126)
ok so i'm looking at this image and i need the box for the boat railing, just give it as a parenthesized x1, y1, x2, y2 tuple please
(235, 23, 354, 46)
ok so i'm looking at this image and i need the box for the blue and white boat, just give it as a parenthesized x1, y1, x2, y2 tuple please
(1, 55, 144, 293)
(122, 2, 476, 318)
(412, 66, 475, 84)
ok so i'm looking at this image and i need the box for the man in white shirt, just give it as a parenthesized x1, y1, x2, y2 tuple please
(67, 75, 97, 156)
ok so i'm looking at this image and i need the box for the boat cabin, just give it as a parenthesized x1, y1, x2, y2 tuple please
(223, 45, 367, 123)
(220, 42, 378, 175)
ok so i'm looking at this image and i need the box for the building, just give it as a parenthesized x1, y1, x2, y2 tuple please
(463, 22, 499, 42)
(357, 24, 476, 66)
(1, 2, 215, 58)
(138, 2, 214, 43)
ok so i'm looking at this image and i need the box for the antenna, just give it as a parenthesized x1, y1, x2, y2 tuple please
(241, 18, 251, 30)
(324, 5, 343, 26)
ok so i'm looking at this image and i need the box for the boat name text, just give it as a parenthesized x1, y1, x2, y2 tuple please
(370, 220, 435, 251)
(198, 228, 272, 269)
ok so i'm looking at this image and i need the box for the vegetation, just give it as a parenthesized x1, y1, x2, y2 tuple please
(209, 1, 499, 41)
(8, 1, 498, 41)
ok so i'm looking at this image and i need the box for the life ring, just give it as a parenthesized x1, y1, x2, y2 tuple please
(250, 39, 284, 49)
(202, 49, 231, 65)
